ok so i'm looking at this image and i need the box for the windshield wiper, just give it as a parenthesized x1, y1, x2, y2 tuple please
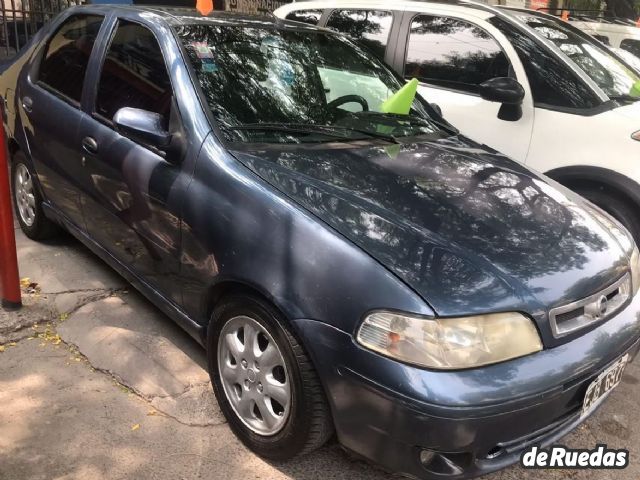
(351, 111, 459, 136)
(228, 123, 400, 144)
(227, 124, 349, 140)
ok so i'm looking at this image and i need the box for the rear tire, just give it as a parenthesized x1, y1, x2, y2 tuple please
(578, 188, 640, 246)
(11, 151, 59, 240)
(207, 294, 333, 460)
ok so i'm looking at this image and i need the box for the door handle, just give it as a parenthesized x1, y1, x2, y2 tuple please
(81, 136, 98, 155)
(21, 96, 33, 113)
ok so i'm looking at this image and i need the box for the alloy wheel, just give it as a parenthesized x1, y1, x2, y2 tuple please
(14, 163, 36, 227)
(217, 315, 291, 435)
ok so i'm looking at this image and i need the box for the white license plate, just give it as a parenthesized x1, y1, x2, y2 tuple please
(581, 354, 629, 418)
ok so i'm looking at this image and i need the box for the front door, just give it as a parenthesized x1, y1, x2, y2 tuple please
(398, 13, 535, 162)
(77, 19, 184, 301)
(21, 13, 104, 229)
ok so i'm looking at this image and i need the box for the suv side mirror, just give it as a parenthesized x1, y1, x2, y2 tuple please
(478, 77, 525, 122)
(113, 107, 171, 150)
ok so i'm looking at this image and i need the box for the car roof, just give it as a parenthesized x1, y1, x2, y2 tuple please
(67, 4, 323, 29)
(277, 0, 495, 14)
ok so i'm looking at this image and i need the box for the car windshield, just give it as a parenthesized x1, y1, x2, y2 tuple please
(516, 13, 640, 101)
(175, 23, 452, 144)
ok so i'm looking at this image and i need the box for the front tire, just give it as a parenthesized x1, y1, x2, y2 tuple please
(207, 294, 333, 460)
(11, 152, 59, 240)
(578, 188, 640, 246)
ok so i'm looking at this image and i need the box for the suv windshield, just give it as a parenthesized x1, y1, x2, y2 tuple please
(175, 23, 451, 144)
(516, 13, 640, 101)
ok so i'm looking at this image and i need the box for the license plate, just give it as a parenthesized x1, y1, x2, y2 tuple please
(581, 354, 629, 418)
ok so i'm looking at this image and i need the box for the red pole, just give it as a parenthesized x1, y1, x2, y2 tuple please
(0, 104, 22, 310)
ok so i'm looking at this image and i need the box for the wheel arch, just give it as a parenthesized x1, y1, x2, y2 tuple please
(7, 137, 21, 160)
(545, 165, 640, 212)
(201, 278, 299, 336)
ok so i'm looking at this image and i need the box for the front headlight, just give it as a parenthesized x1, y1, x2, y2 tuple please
(357, 311, 542, 370)
(631, 246, 640, 297)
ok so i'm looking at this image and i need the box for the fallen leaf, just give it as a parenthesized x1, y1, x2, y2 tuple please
(147, 409, 158, 416)
(20, 277, 30, 288)
(59, 313, 69, 321)
(8, 342, 16, 347)
(0, 346, 5, 352)
(131, 424, 140, 431)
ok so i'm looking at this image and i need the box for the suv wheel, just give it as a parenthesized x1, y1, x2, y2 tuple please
(207, 294, 333, 460)
(579, 188, 640, 246)
(11, 152, 59, 240)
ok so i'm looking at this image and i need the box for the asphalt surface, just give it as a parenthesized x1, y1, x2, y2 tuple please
(1, 228, 639, 480)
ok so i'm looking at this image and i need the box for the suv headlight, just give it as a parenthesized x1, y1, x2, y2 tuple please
(632, 246, 640, 297)
(357, 311, 542, 370)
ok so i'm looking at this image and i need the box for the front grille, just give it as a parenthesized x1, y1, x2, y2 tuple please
(549, 273, 632, 337)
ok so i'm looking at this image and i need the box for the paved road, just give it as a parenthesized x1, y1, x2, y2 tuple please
(1, 230, 639, 480)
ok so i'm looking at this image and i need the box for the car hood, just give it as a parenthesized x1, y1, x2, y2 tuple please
(230, 136, 630, 321)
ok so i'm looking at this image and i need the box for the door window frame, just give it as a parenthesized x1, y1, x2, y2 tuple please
(395, 11, 515, 97)
(32, 11, 107, 109)
(84, 15, 177, 129)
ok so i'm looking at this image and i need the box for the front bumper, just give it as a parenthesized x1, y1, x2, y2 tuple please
(293, 294, 640, 479)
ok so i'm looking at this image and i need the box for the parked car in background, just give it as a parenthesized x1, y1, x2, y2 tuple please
(612, 45, 640, 71)
(2, 5, 640, 479)
(556, 9, 640, 57)
(276, 1, 640, 244)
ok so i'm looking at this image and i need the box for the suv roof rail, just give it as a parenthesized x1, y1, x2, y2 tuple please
(535, 7, 638, 26)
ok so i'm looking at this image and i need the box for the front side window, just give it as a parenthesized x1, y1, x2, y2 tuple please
(515, 13, 640, 102)
(95, 20, 172, 124)
(489, 16, 602, 110)
(176, 24, 450, 144)
(405, 15, 510, 94)
(326, 10, 393, 60)
(285, 9, 323, 26)
(38, 14, 104, 103)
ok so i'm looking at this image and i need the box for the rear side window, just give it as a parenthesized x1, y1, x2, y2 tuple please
(285, 9, 323, 26)
(404, 15, 510, 94)
(326, 10, 393, 60)
(38, 14, 104, 104)
(488, 16, 601, 110)
(95, 20, 172, 124)
(620, 38, 640, 58)
(593, 34, 610, 45)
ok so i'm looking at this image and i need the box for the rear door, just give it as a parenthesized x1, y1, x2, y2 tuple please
(20, 13, 104, 229)
(77, 18, 185, 300)
(395, 11, 535, 162)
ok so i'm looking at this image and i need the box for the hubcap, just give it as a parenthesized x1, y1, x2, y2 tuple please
(14, 164, 36, 227)
(218, 316, 291, 436)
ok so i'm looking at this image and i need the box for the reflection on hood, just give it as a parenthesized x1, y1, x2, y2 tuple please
(231, 135, 628, 316)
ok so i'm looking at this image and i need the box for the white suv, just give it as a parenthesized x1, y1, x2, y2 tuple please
(275, 1, 640, 243)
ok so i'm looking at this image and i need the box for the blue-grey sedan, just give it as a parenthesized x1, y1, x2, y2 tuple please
(1, 6, 640, 479)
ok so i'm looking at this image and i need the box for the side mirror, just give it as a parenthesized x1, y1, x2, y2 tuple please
(430, 102, 443, 117)
(113, 107, 171, 149)
(478, 77, 525, 122)
(478, 77, 525, 104)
